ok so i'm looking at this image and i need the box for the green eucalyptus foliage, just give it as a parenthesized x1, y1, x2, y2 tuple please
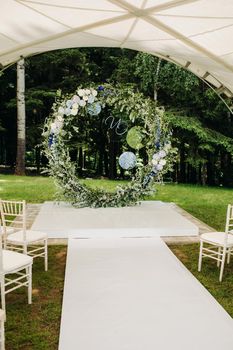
(43, 84, 173, 208)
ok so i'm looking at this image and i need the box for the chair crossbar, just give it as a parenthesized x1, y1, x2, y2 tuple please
(202, 247, 223, 256)
(4, 273, 29, 287)
(5, 281, 29, 295)
(32, 253, 45, 258)
(28, 247, 45, 254)
(202, 253, 221, 262)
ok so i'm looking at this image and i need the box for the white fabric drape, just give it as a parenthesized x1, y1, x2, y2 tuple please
(1, 0, 233, 96)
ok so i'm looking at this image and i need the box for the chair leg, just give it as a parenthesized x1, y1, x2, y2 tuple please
(27, 265, 32, 305)
(217, 247, 221, 267)
(198, 241, 203, 272)
(0, 319, 4, 350)
(23, 243, 27, 255)
(44, 239, 48, 272)
(219, 248, 227, 282)
(227, 248, 231, 264)
(0, 278, 5, 314)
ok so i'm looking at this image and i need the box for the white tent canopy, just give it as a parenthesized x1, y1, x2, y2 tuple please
(1, 0, 233, 97)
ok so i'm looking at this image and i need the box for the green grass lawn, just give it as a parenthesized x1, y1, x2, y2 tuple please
(0, 175, 56, 203)
(1, 174, 233, 230)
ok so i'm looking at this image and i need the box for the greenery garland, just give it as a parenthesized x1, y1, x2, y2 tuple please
(43, 84, 174, 208)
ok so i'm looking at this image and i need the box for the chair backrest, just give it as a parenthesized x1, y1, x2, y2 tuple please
(0, 200, 26, 241)
(224, 204, 233, 245)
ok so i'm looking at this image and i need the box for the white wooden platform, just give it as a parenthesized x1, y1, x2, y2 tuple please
(59, 237, 233, 350)
(31, 201, 198, 238)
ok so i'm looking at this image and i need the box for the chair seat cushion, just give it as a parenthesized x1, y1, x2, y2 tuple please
(7, 230, 47, 244)
(2, 250, 33, 273)
(200, 231, 233, 246)
(0, 226, 15, 235)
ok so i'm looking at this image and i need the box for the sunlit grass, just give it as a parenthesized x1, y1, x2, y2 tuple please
(1, 174, 232, 230)
(0, 175, 56, 203)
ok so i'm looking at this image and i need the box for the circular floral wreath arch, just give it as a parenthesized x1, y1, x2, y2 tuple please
(43, 84, 173, 208)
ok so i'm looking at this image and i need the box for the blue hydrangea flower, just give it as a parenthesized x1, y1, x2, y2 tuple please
(119, 152, 136, 170)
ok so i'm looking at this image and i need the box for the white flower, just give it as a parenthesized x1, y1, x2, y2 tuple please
(83, 95, 89, 101)
(79, 99, 86, 107)
(72, 95, 80, 103)
(92, 89, 98, 97)
(72, 103, 79, 109)
(84, 89, 91, 95)
(58, 107, 64, 115)
(71, 108, 78, 116)
(153, 153, 160, 160)
(152, 159, 158, 166)
(159, 159, 166, 166)
(55, 120, 63, 130)
(164, 143, 171, 151)
(156, 164, 163, 171)
(88, 95, 95, 104)
(78, 89, 84, 97)
(57, 115, 63, 122)
(65, 108, 71, 116)
(50, 122, 57, 133)
(159, 150, 166, 158)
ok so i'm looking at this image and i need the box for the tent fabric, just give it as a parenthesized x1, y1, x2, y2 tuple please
(1, 0, 233, 97)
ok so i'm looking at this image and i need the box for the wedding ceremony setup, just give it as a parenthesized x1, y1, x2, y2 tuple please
(1, 0, 233, 349)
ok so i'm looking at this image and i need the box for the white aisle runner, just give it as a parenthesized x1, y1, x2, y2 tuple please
(59, 237, 233, 350)
(31, 201, 198, 238)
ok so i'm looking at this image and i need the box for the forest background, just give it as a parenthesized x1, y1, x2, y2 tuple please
(0, 48, 233, 186)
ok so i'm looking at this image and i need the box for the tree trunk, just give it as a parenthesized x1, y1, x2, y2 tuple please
(154, 58, 161, 102)
(207, 154, 216, 185)
(179, 143, 186, 183)
(15, 58, 26, 175)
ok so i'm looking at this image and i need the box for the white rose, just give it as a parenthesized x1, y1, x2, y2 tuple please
(152, 159, 158, 166)
(156, 164, 163, 171)
(72, 95, 80, 103)
(58, 107, 64, 115)
(55, 120, 63, 130)
(88, 95, 95, 104)
(92, 89, 98, 97)
(164, 143, 171, 151)
(159, 150, 166, 158)
(85, 89, 91, 95)
(71, 108, 78, 116)
(83, 95, 89, 101)
(50, 122, 57, 133)
(57, 115, 63, 122)
(72, 103, 79, 109)
(79, 99, 86, 107)
(65, 108, 71, 116)
(78, 89, 84, 97)
(153, 153, 160, 160)
(159, 159, 166, 166)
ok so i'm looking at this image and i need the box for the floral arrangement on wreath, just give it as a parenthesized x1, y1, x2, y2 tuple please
(42, 84, 174, 208)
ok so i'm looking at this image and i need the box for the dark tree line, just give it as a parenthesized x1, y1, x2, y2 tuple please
(0, 48, 233, 185)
